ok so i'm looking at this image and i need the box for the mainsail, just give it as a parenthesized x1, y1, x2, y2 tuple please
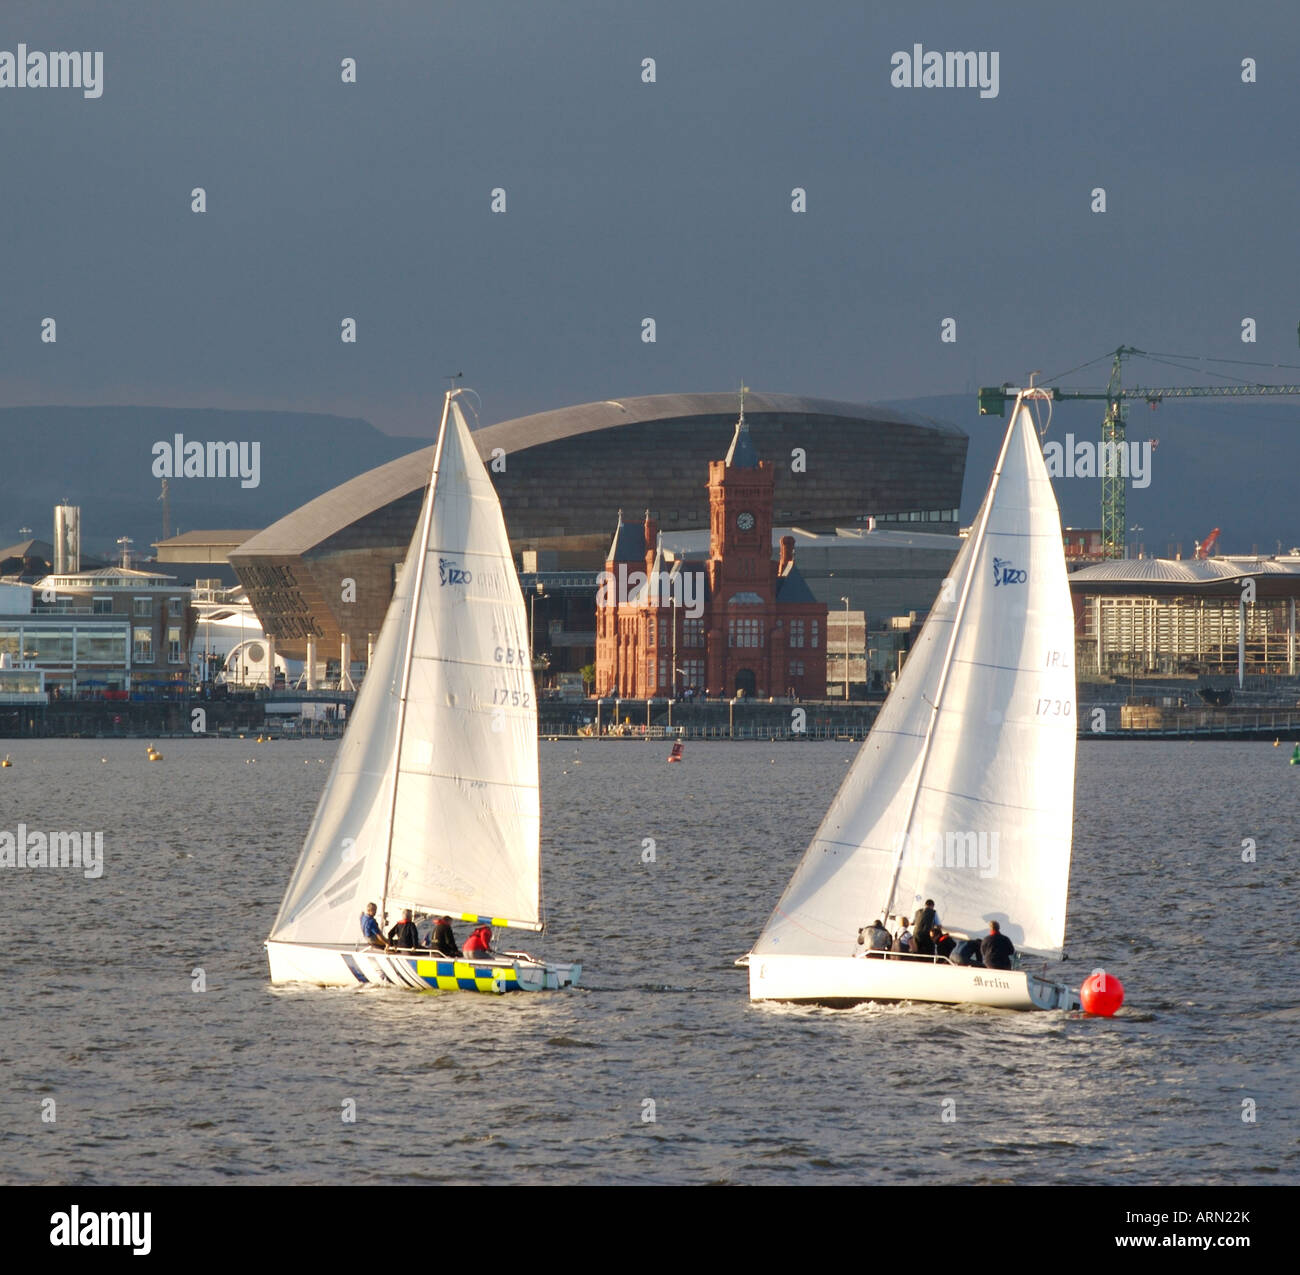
(269, 395, 541, 945)
(752, 396, 1076, 960)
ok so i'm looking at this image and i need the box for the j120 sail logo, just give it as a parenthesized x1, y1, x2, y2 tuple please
(439, 558, 472, 586)
(992, 557, 1026, 587)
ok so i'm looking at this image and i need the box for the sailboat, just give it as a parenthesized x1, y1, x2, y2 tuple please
(747, 388, 1081, 1010)
(266, 390, 580, 993)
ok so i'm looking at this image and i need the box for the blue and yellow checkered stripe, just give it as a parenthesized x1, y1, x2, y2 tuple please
(413, 958, 519, 993)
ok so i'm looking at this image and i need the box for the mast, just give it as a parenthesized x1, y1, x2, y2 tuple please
(378, 390, 455, 922)
(878, 391, 1035, 921)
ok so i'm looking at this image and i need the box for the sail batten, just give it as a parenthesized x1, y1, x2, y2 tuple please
(753, 396, 1076, 961)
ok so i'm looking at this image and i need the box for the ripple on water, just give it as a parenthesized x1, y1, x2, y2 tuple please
(0, 738, 1296, 1184)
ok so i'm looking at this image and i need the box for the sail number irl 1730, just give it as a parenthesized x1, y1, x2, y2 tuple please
(1035, 698, 1072, 716)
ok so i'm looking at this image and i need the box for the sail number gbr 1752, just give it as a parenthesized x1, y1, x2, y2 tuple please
(492, 687, 531, 706)
(492, 646, 531, 707)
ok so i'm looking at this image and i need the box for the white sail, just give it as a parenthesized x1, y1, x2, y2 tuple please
(384, 397, 541, 928)
(267, 542, 413, 945)
(753, 398, 1076, 960)
(269, 395, 541, 946)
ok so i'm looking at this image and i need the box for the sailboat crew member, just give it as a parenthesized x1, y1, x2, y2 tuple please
(387, 908, 420, 950)
(891, 917, 913, 954)
(431, 916, 461, 957)
(856, 919, 892, 956)
(931, 926, 956, 960)
(361, 902, 390, 951)
(912, 899, 939, 955)
(463, 923, 494, 956)
(980, 920, 1016, 970)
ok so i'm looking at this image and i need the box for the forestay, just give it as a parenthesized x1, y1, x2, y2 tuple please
(752, 399, 1076, 960)
(268, 397, 541, 946)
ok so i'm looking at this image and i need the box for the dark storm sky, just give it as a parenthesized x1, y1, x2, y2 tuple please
(1, 0, 1297, 438)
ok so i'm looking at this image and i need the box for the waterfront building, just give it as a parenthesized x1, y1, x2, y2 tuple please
(0, 567, 196, 696)
(229, 391, 966, 665)
(1069, 555, 1300, 677)
(596, 409, 828, 699)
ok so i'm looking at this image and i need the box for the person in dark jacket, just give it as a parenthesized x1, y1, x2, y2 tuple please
(430, 916, 461, 957)
(980, 920, 1016, 970)
(912, 900, 938, 956)
(952, 937, 983, 967)
(387, 907, 420, 949)
(932, 926, 956, 960)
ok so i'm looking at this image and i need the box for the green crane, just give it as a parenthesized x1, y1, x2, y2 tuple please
(979, 346, 1300, 558)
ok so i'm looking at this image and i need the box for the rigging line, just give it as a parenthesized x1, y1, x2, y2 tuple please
(1140, 349, 1300, 372)
(1133, 352, 1265, 387)
(1040, 350, 1116, 384)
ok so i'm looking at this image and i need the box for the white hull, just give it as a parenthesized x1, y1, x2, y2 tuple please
(266, 940, 580, 993)
(748, 953, 1079, 1011)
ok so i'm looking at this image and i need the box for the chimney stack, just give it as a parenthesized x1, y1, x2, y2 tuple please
(643, 509, 658, 575)
(778, 535, 795, 576)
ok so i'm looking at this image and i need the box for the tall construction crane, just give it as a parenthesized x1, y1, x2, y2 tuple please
(979, 345, 1300, 558)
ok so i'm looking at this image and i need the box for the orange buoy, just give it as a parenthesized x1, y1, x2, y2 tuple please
(1080, 970, 1124, 1016)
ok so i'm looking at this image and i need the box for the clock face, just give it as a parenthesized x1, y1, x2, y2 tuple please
(736, 511, 755, 531)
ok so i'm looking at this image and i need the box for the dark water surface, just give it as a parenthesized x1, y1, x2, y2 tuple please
(0, 737, 1294, 1185)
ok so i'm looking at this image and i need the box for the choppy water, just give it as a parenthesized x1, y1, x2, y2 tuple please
(0, 737, 1294, 1185)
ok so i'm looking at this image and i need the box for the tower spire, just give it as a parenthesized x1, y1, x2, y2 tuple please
(724, 383, 759, 469)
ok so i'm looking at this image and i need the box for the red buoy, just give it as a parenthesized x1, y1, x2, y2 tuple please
(1080, 970, 1124, 1016)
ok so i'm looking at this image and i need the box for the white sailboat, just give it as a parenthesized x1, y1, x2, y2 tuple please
(266, 390, 580, 993)
(748, 388, 1081, 1010)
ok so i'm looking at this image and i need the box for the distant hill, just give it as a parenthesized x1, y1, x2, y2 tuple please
(2, 396, 1296, 565)
(886, 394, 1300, 558)
(0, 406, 428, 560)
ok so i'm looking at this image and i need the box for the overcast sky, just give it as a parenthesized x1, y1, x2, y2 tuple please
(2, 1, 1297, 438)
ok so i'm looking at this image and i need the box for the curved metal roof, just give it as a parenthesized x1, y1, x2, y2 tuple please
(233, 391, 964, 559)
(1071, 557, 1300, 586)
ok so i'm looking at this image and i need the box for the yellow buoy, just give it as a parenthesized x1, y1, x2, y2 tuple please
(1, 756, 11, 768)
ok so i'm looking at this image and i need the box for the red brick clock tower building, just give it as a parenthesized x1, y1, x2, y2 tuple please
(596, 402, 827, 699)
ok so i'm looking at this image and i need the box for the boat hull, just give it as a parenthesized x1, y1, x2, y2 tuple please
(748, 953, 1078, 1011)
(266, 941, 580, 993)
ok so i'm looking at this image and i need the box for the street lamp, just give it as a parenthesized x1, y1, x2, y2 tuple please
(669, 666, 687, 730)
(528, 581, 544, 671)
(841, 596, 850, 702)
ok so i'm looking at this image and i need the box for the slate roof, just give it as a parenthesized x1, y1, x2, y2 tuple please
(775, 562, 818, 604)
(606, 511, 646, 564)
(724, 414, 760, 468)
